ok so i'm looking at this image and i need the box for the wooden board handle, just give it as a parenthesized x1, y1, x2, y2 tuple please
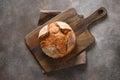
(85, 7, 107, 28)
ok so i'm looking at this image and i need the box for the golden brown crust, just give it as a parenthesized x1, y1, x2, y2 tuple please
(38, 21, 76, 59)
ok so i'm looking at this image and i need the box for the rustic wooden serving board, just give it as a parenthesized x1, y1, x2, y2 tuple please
(25, 7, 107, 73)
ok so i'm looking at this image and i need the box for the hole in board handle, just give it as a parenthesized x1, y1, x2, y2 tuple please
(98, 9, 104, 15)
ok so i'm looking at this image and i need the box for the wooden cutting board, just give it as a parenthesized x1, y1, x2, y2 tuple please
(25, 7, 107, 73)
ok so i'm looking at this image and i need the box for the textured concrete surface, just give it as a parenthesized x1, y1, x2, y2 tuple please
(0, 0, 120, 80)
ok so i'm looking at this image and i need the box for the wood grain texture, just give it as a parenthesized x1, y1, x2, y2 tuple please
(25, 9, 87, 73)
(25, 7, 107, 73)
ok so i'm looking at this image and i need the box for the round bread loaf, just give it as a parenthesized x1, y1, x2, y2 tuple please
(38, 21, 76, 59)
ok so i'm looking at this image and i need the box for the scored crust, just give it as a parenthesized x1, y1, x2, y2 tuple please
(38, 21, 76, 59)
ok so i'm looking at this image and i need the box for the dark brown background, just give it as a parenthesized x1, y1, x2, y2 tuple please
(0, 0, 120, 80)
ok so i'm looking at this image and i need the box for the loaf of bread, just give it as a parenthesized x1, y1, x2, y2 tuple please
(38, 21, 76, 59)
